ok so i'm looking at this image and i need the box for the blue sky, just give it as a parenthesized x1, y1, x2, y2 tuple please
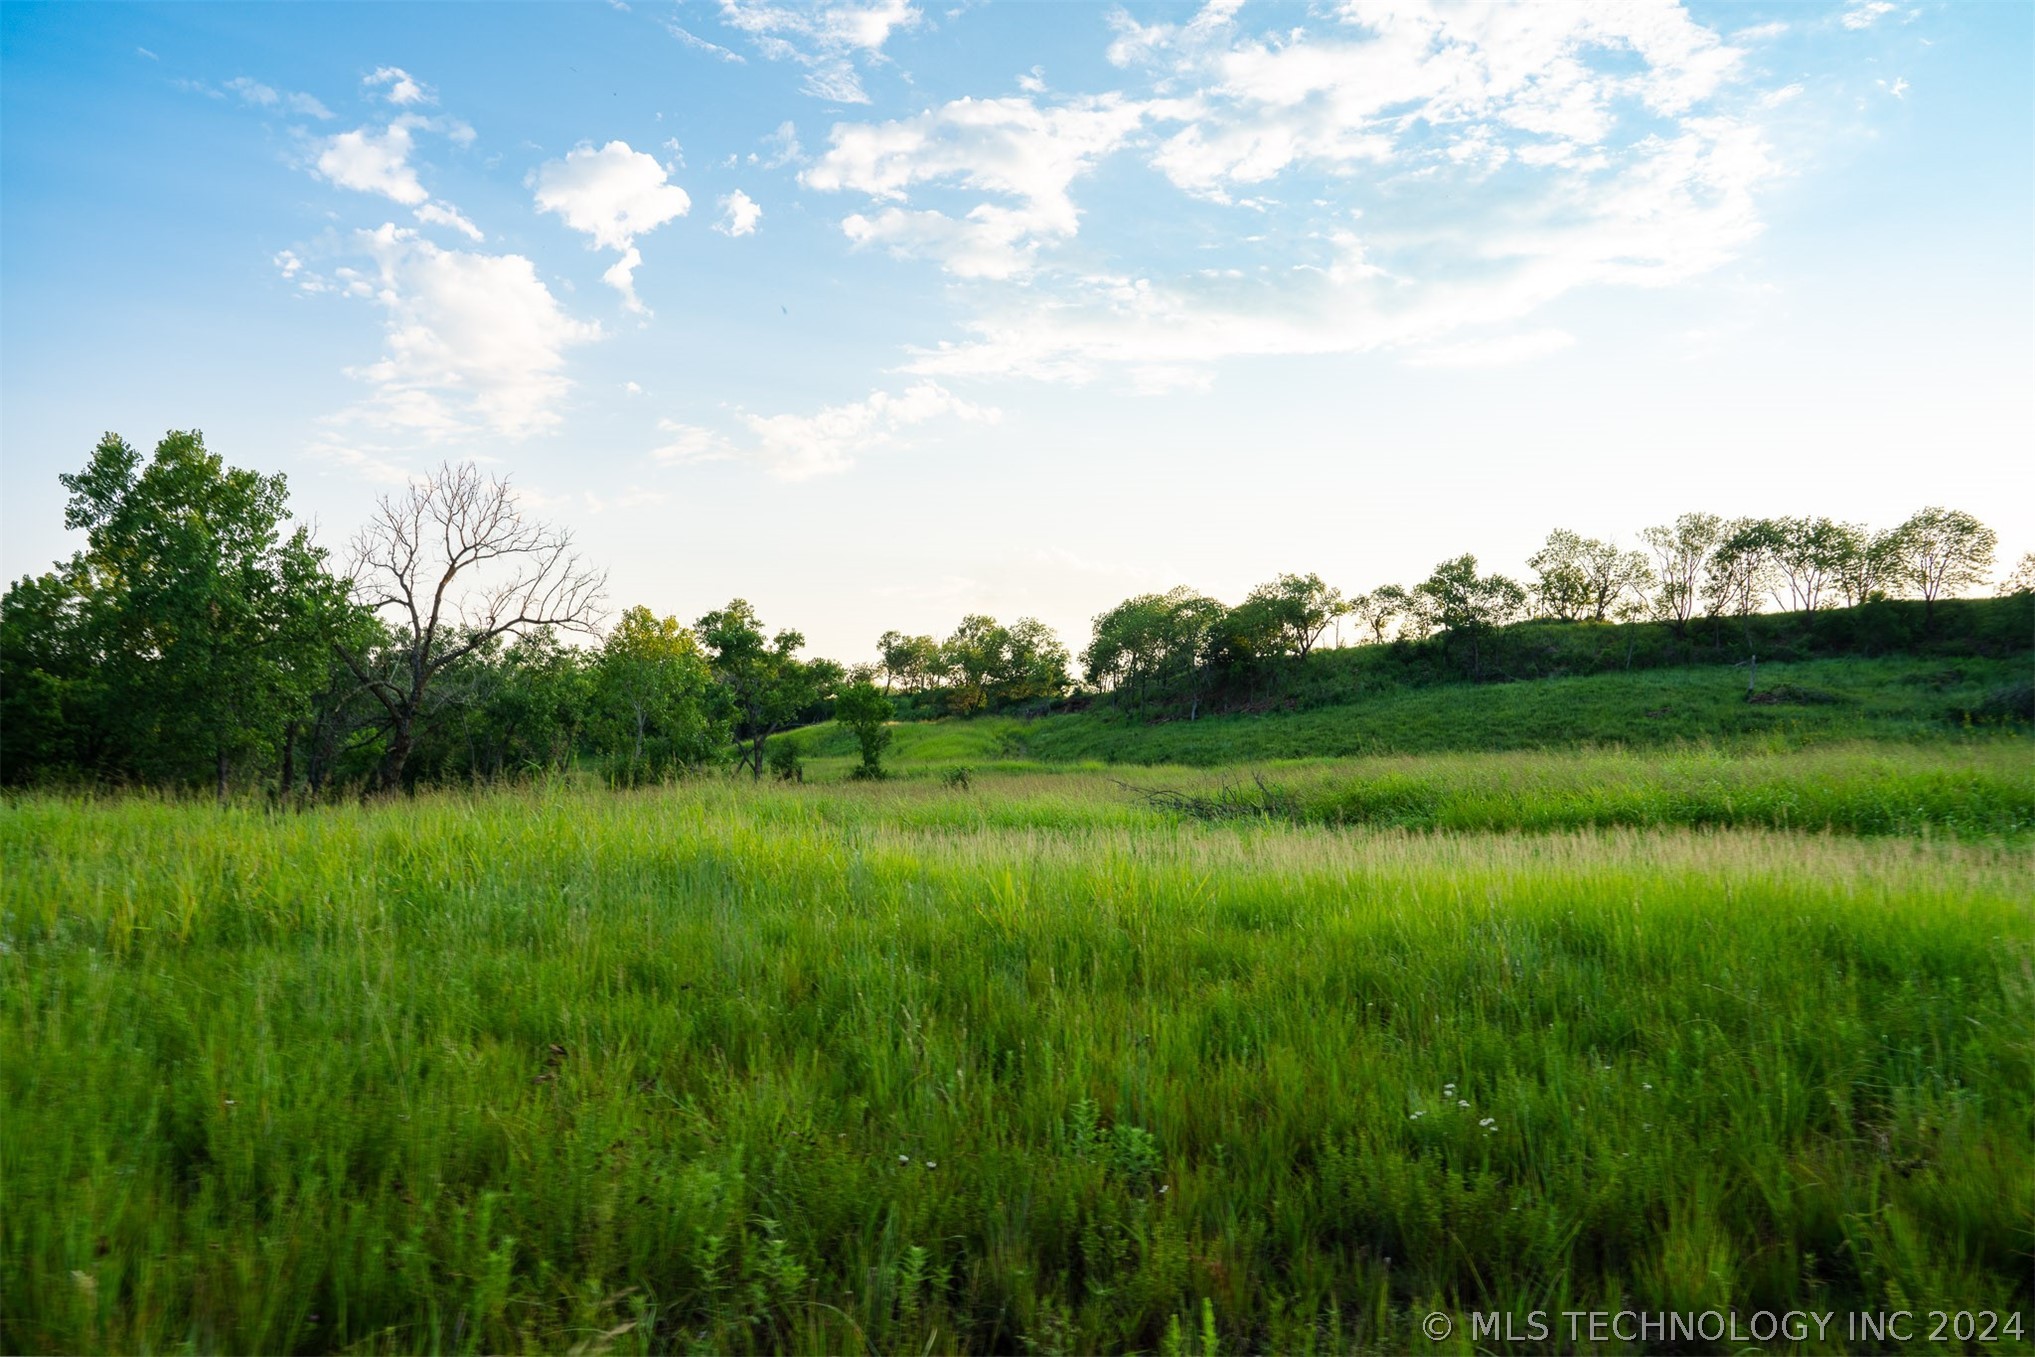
(3, 0, 2028, 659)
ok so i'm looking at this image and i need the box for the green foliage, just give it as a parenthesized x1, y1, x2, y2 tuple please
(3, 778, 2028, 1352)
(1528, 529, 1651, 623)
(878, 629, 949, 695)
(2, 431, 352, 794)
(938, 613, 1071, 714)
(766, 736, 804, 783)
(1413, 554, 1526, 677)
(1887, 506, 1998, 620)
(697, 599, 831, 779)
(1083, 587, 1225, 718)
(833, 680, 895, 779)
(593, 606, 725, 783)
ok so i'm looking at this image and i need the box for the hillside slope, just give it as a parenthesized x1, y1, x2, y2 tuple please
(792, 653, 2029, 773)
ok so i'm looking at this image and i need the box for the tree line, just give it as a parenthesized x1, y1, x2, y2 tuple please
(2, 432, 2025, 793)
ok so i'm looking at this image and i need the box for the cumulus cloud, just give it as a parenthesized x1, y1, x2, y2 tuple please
(803, 93, 1146, 277)
(531, 140, 692, 312)
(334, 224, 602, 440)
(656, 382, 997, 480)
(364, 65, 433, 106)
(316, 121, 430, 204)
(717, 0, 920, 103)
(311, 115, 484, 240)
(716, 190, 763, 236)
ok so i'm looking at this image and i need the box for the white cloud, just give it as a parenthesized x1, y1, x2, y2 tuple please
(364, 65, 433, 106)
(651, 420, 737, 465)
(226, 76, 334, 119)
(414, 201, 484, 241)
(1880, 76, 1910, 99)
(625, 381, 644, 394)
(716, 190, 763, 236)
(1124, 0, 1745, 201)
(136, 46, 158, 60)
(657, 382, 998, 480)
(531, 140, 691, 312)
(335, 223, 602, 441)
(869, 0, 1790, 388)
(761, 120, 803, 167)
(803, 93, 1146, 277)
(1841, 2, 1897, 30)
(717, 0, 921, 103)
(315, 122, 429, 204)
(665, 21, 747, 63)
(1733, 21, 1790, 42)
(311, 116, 483, 240)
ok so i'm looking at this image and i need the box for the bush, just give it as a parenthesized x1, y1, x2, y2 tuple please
(766, 738, 803, 783)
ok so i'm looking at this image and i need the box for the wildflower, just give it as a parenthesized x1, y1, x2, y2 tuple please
(1159, 1184, 1169, 1195)
(1642, 1082, 1653, 1090)
(1457, 1099, 1470, 1108)
(898, 1154, 910, 1165)
(925, 1160, 937, 1170)
(1478, 1118, 1495, 1129)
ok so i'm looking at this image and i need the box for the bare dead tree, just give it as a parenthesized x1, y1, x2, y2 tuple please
(339, 462, 606, 791)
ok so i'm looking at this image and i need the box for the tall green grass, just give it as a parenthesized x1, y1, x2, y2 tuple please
(4, 778, 2030, 1353)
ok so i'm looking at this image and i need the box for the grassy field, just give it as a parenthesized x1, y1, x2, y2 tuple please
(799, 655, 2031, 770)
(4, 754, 2031, 1353)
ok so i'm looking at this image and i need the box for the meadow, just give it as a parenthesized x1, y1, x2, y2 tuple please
(4, 750, 2031, 1353)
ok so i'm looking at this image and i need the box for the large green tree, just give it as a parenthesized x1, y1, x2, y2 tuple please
(833, 680, 896, 779)
(1886, 507, 1997, 624)
(1083, 587, 1225, 719)
(1, 431, 351, 795)
(697, 599, 830, 779)
(1414, 554, 1526, 678)
(593, 606, 724, 781)
(1528, 530, 1652, 623)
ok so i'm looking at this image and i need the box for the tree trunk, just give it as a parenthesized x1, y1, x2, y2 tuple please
(377, 717, 415, 793)
(278, 721, 298, 800)
(216, 746, 230, 805)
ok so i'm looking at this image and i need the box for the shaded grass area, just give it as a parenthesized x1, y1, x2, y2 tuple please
(1102, 744, 2035, 840)
(4, 784, 2031, 1353)
(795, 656, 2031, 770)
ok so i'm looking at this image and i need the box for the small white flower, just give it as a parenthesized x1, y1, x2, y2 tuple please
(1158, 1184, 1169, 1194)
(1457, 1099, 1470, 1108)
(925, 1161, 937, 1170)
(898, 1154, 910, 1165)
(1478, 1117, 1495, 1128)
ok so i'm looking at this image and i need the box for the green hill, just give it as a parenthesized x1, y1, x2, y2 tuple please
(792, 652, 2030, 774)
